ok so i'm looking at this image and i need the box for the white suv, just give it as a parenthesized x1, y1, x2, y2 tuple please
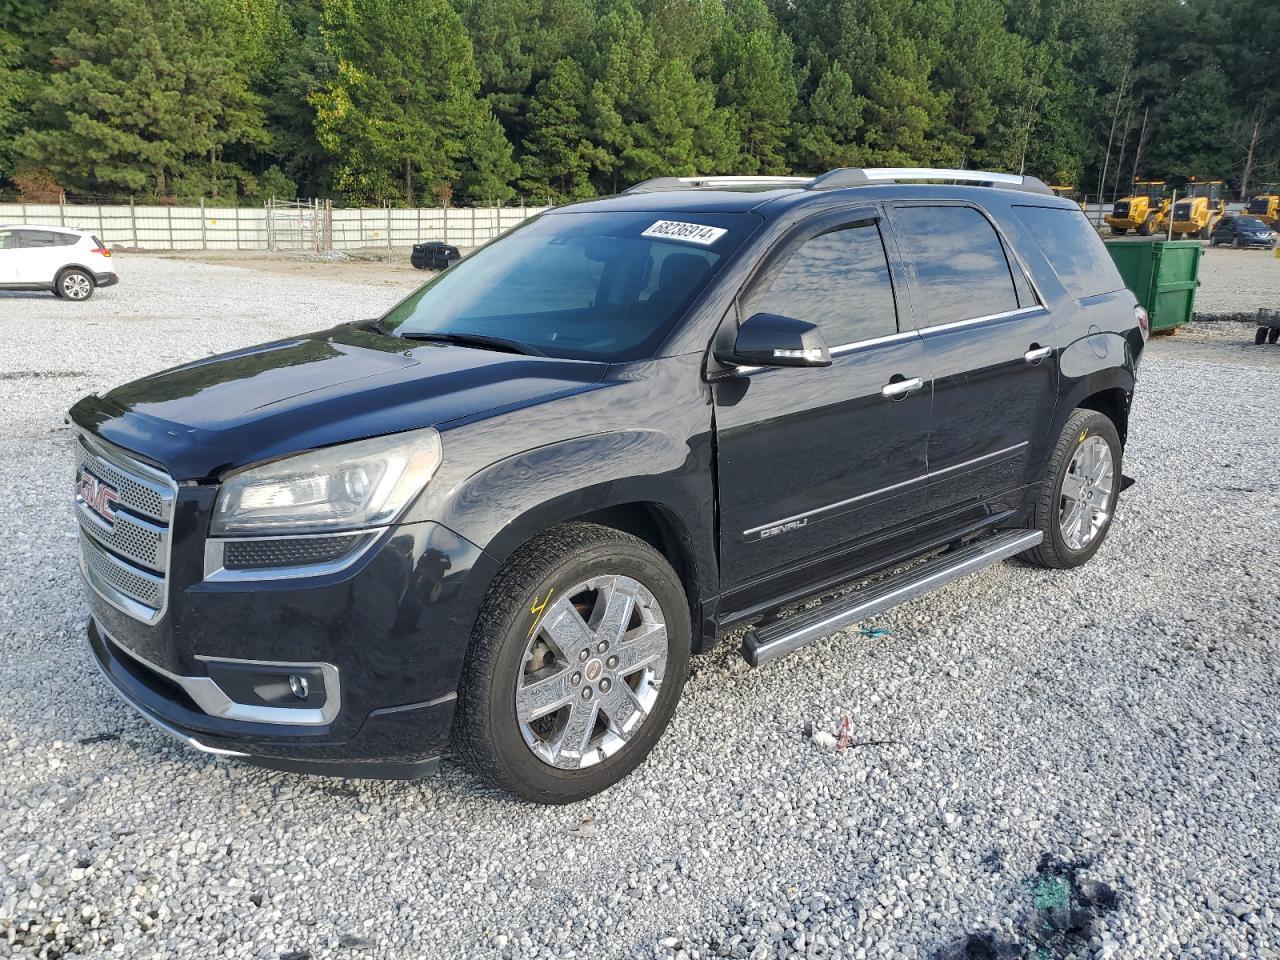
(0, 225, 119, 301)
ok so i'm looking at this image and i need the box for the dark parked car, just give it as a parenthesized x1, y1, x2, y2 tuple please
(1209, 215, 1277, 248)
(72, 168, 1146, 803)
(410, 240, 461, 270)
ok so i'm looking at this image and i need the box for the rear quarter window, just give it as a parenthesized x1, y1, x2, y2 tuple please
(1012, 206, 1125, 300)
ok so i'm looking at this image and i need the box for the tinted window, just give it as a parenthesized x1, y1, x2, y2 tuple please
(751, 221, 897, 344)
(1012, 205, 1125, 300)
(382, 211, 755, 361)
(895, 205, 1019, 325)
(18, 230, 76, 247)
(0, 230, 14, 250)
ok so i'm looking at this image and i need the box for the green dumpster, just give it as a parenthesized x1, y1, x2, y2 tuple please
(1104, 239, 1202, 333)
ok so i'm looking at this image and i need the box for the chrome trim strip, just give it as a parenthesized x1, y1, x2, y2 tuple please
(829, 329, 919, 355)
(97, 621, 340, 727)
(916, 305, 1045, 336)
(742, 441, 1029, 538)
(746, 530, 1043, 665)
(203, 528, 385, 583)
(925, 441, 1028, 479)
(86, 631, 250, 757)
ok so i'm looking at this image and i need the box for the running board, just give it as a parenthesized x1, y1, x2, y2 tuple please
(741, 530, 1043, 667)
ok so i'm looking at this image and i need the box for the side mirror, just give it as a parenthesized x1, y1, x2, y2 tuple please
(717, 312, 831, 368)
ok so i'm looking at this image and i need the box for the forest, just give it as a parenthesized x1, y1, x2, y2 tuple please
(0, 0, 1276, 206)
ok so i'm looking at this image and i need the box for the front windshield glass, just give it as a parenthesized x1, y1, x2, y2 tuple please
(1237, 217, 1268, 229)
(380, 210, 758, 361)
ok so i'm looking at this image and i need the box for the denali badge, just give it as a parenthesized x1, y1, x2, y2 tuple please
(759, 518, 807, 540)
(78, 469, 120, 525)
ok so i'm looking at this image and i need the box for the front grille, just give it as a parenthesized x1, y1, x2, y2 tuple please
(76, 434, 177, 623)
(1112, 202, 1130, 218)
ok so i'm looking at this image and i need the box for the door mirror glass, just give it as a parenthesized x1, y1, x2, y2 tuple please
(718, 312, 831, 368)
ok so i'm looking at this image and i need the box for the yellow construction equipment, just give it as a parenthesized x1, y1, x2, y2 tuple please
(1050, 185, 1087, 211)
(1245, 182, 1280, 226)
(1170, 177, 1227, 239)
(1105, 180, 1170, 235)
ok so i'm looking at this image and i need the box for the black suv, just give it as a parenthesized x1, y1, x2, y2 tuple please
(71, 168, 1146, 803)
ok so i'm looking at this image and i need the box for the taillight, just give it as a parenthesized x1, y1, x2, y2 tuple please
(92, 247, 111, 257)
(1135, 304, 1149, 340)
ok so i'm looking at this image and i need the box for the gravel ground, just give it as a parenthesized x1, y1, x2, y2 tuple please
(1, 251, 1278, 960)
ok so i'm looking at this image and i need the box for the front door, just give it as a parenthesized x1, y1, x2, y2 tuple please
(887, 202, 1059, 527)
(713, 210, 932, 596)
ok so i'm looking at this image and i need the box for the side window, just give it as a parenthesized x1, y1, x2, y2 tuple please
(1011, 205, 1125, 300)
(894, 205, 1020, 326)
(17, 230, 72, 247)
(750, 221, 898, 345)
(0, 230, 14, 250)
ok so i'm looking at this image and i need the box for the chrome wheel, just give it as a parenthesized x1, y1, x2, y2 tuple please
(62, 272, 92, 300)
(515, 574, 668, 770)
(1058, 435, 1115, 551)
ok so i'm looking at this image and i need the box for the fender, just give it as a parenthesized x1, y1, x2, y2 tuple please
(1056, 332, 1136, 422)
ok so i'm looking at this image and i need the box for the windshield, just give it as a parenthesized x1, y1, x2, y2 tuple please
(1237, 217, 1268, 230)
(380, 210, 758, 361)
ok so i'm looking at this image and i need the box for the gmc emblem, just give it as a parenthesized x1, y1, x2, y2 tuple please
(78, 469, 120, 525)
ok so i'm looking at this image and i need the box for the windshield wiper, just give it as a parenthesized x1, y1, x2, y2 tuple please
(396, 331, 546, 357)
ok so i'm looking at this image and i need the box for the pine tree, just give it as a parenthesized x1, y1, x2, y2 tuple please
(713, 0, 797, 174)
(15, 0, 266, 198)
(518, 59, 599, 203)
(460, 110, 520, 204)
(793, 61, 866, 172)
(312, 0, 483, 204)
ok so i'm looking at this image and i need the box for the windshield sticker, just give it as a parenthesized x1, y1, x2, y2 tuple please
(641, 220, 728, 246)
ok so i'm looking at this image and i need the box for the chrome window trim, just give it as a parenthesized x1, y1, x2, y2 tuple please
(742, 441, 1029, 538)
(76, 431, 178, 625)
(203, 528, 385, 583)
(886, 198, 1049, 316)
(98, 621, 340, 727)
(915, 305, 1047, 336)
(829, 329, 920, 355)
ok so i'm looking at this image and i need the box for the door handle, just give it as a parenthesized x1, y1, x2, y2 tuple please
(880, 376, 925, 400)
(1024, 345, 1053, 364)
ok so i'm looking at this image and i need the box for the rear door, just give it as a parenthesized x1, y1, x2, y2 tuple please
(713, 208, 932, 593)
(888, 202, 1058, 529)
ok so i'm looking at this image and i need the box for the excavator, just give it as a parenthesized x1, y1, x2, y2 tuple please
(1245, 183, 1280, 226)
(1170, 177, 1227, 239)
(1104, 180, 1170, 235)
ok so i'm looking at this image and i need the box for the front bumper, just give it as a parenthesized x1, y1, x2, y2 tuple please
(83, 517, 500, 778)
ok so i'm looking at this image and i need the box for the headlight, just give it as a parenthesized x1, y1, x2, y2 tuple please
(212, 428, 442, 536)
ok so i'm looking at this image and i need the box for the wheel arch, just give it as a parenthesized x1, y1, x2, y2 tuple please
(481, 495, 714, 653)
(1076, 386, 1133, 448)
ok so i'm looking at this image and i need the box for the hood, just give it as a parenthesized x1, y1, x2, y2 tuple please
(69, 323, 609, 480)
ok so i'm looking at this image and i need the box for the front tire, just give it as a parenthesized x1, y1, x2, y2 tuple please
(58, 268, 95, 301)
(452, 523, 691, 804)
(1024, 410, 1122, 569)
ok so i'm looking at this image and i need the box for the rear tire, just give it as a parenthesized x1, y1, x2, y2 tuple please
(57, 268, 95, 301)
(1024, 410, 1122, 570)
(452, 522, 691, 804)
(1258, 327, 1271, 345)
(1270, 328, 1280, 345)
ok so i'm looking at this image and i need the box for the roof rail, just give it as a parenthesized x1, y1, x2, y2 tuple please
(808, 167, 1054, 196)
(623, 175, 813, 194)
